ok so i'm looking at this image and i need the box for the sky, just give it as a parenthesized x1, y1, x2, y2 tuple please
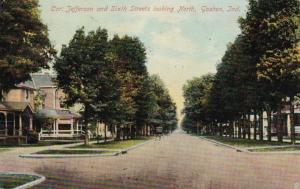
(39, 0, 248, 120)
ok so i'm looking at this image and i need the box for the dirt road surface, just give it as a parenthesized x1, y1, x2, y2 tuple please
(1, 130, 300, 189)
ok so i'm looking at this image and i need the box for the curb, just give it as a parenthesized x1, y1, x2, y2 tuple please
(198, 136, 247, 153)
(199, 136, 300, 155)
(246, 145, 300, 150)
(248, 151, 300, 155)
(19, 152, 120, 159)
(0, 172, 45, 189)
(19, 138, 154, 158)
(19, 151, 119, 159)
(19, 149, 121, 159)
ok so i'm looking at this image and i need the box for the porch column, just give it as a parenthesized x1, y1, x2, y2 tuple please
(4, 112, 7, 136)
(13, 113, 16, 135)
(287, 114, 291, 137)
(56, 119, 59, 136)
(76, 120, 79, 132)
(52, 120, 56, 135)
(71, 119, 74, 135)
(19, 114, 22, 136)
(29, 115, 33, 130)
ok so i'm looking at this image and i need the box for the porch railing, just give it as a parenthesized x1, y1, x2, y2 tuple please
(0, 129, 6, 136)
(39, 129, 84, 140)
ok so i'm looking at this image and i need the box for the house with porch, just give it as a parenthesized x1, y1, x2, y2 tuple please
(0, 82, 35, 144)
(0, 73, 83, 143)
(30, 74, 83, 140)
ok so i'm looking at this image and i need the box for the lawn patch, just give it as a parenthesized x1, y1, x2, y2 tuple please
(0, 141, 78, 148)
(0, 173, 39, 189)
(0, 149, 9, 153)
(34, 150, 113, 155)
(71, 138, 150, 150)
(204, 136, 290, 148)
(249, 146, 300, 152)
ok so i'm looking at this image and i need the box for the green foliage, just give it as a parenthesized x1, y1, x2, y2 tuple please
(54, 27, 109, 137)
(0, 0, 56, 97)
(183, 74, 214, 126)
(34, 89, 46, 110)
(54, 27, 177, 139)
(183, 0, 300, 138)
(149, 75, 178, 132)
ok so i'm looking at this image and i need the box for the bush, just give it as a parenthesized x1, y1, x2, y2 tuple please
(27, 130, 39, 144)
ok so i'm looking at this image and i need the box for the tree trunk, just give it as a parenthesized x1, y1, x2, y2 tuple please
(129, 125, 132, 139)
(290, 96, 296, 144)
(259, 111, 264, 141)
(122, 127, 125, 140)
(83, 108, 90, 145)
(116, 125, 121, 141)
(277, 106, 283, 143)
(218, 123, 222, 137)
(104, 124, 107, 143)
(253, 110, 257, 140)
(266, 109, 272, 142)
(146, 124, 149, 136)
(247, 114, 251, 140)
(238, 120, 242, 138)
(242, 115, 246, 139)
(229, 121, 234, 138)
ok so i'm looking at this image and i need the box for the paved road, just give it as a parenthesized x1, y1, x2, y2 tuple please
(1, 130, 300, 189)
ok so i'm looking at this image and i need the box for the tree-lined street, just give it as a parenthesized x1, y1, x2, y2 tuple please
(0, 131, 300, 189)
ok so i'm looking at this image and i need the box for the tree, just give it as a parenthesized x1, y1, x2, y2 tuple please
(242, 0, 300, 142)
(93, 49, 120, 142)
(54, 27, 108, 145)
(0, 0, 55, 98)
(183, 74, 214, 135)
(148, 75, 178, 134)
(108, 35, 147, 139)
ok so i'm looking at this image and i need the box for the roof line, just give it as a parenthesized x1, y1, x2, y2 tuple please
(30, 73, 37, 89)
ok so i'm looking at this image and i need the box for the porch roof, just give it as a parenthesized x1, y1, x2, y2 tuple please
(0, 101, 33, 113)
(35, 109, 81, 119)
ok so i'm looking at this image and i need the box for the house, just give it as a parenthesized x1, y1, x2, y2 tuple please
(232, 103, 300, 139)
(273, 104, 300, 137)
(0, 82, 35, 143)
(0, 74, 83, 143)
(29, 74, 83, 140)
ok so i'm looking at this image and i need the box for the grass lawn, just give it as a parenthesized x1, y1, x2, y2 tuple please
(0, 149, 9, 153)
(34, 149, 114, 155)
(250, 146, 300, 152)
(71, 138, 150, 150)
(0, 141, 78, 148)
(0, 174, 39, 189)
(204, 136, 291, 148)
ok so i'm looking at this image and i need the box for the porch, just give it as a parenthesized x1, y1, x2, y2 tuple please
(35, 109, 83, 140)
(0, 102, 34, 144)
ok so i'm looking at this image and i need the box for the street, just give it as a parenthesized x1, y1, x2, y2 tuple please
(1, 130, 300, 189)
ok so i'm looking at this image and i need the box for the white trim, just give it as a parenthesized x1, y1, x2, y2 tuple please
(0, 172, 45, 189)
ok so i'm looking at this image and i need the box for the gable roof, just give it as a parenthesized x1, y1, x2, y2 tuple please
(35, 109, 81, 119)
(16, 79, 35, 90)
(31, 74, 55, 88)
(0, 101, 33, 113)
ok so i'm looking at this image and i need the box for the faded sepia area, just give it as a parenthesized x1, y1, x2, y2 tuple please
(0, 0, 299, 189)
